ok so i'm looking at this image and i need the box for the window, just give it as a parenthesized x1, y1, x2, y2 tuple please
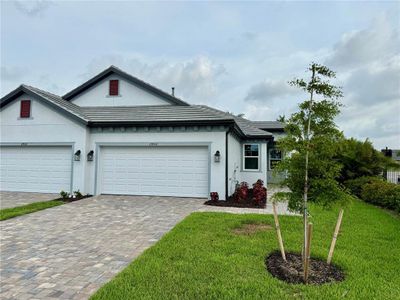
(269, 148, 282, 170)
(109, 80, 119, 96)
(20, 100, 31, 118)
(243, 144, 259, 170)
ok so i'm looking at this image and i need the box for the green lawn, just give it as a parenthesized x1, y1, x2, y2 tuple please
(0, 200, 64, 221)
(91, 200, 400, 300)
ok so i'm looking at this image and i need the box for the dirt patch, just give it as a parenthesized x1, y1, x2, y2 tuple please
(266, 251, 345, 284)
(232, 223, 273, 235)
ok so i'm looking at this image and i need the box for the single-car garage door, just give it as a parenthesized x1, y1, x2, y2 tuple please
(99, 146, 209, 198)
(0, 146, 72, 193)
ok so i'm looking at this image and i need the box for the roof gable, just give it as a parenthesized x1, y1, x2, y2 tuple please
(0, 85, 88, 124)
(63, 66, 189, 106)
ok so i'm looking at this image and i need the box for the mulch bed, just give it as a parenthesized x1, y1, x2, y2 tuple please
(204, 189, 266, 209)
(266, 251, 345, 285)
(59, 195, 92, 203)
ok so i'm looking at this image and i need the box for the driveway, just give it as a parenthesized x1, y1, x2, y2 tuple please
(0, 192, 59, 209)
(0, 195, 205, 300)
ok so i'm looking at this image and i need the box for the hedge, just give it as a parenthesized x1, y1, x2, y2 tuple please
(360, 180, 400, 212)
(344, 176, 384, 198)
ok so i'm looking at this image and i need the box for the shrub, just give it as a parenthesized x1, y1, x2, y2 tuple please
(252, 179, 267, 206)
(361, 181, 400, 212)
(60, 190, 69, 199)
(210, 192, 219, 201)
(74, 190, 83, 198)
(234, 182, 249, 202)
(344, 176, 384, 198)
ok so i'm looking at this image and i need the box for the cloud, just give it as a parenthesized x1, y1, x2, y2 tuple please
(337, 103, 400, 148)
(241, 13, 399, 149)
(324, 13, 400, 148)
(82, 55, 226, 104)
(244, 79, 299, 103)
(242, 31, 258, 41)
(243, 104, 274, 120)
(0, 66, 27, 82)
(344, 57, 400, 105)
(326, 14, 399, 70)
(13, 0, 53, 17)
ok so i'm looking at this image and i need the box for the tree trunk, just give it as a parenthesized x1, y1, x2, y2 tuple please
(303, 64, 316, 277)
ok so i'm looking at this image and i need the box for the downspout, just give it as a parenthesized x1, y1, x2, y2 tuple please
(225, 128, 230, 200)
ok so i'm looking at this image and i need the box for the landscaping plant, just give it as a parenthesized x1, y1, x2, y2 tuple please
(252, 179, 267, 206)
(60, 190, 69, 200)
(210, 192, 219, 202)
(234, 182, 249, 202)
(74, 190, 83, 199)
(274, 63, 353, 282)
(361, 180, 400, 212)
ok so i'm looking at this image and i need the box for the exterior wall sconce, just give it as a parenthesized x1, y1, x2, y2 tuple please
(74, 150, 81, 161)
(87, 150, 94, 161)
(214, 150, 221, 163)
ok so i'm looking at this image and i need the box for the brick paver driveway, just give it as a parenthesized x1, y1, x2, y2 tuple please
(0, 195, 205, 300)
(0, 192, 59, 209)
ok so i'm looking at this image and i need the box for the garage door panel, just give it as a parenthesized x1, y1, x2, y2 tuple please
(100, 146, 209, 197)
(0, 146, 72, 193)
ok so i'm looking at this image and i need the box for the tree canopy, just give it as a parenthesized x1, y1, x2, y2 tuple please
(274, 63, 352, 211)
(337, 138, 400, 182)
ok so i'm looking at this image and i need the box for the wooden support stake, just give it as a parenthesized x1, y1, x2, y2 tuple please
(272, 202, 286, 261)
(327, 209, 344, 265)
(304, 222, 313, 283)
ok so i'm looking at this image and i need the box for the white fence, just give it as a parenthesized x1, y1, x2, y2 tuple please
(385, 170, 400, 184)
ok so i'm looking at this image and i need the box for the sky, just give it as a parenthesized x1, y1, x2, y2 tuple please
(1, 0, 399, 149)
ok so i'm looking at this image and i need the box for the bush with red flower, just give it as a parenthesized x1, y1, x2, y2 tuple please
(252, 179, 267, 206)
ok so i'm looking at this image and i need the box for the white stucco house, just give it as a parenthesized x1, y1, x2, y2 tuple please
(0, 66, 284, 200)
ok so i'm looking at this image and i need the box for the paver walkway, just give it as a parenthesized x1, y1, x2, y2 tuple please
(0, 192, 59, 209)
(0, 195, 205, 300)
(0, 188, 293, 300)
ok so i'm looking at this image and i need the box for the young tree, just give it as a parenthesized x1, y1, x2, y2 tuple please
(274, 63, 352, 278)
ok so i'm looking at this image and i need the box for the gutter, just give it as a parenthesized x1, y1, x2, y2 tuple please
(88, 119, 236, 127)
(225, 127, 230, 200)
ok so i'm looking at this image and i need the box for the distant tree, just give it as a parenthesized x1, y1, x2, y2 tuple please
(277, 115, 286, 123)
(274, 63, 352, 279)
(337, 138, 400, 182)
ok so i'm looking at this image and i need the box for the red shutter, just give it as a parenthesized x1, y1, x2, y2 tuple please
(20, 100, 31, 118)
(109, 80, 119, 96)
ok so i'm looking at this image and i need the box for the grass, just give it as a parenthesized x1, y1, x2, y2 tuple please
(91, 199, 400, 300)
(0, 200, 64, 221)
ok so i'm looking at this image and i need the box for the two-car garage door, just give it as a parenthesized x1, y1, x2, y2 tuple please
(99, 146, 209, 198)
(0, 145, 210, 198)
(0, 146, 72, 193)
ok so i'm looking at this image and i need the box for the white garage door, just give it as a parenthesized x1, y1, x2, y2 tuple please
(0, 146, 72, 193)
(99, 146, 209, 198)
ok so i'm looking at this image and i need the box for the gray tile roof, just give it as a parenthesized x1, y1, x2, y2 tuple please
(80, 105, 232, 123)
(1, 85, 275, 139)
(196, 106, 273, 137)
(80, 104, 272, 138)
(252, 121, 285, 131)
